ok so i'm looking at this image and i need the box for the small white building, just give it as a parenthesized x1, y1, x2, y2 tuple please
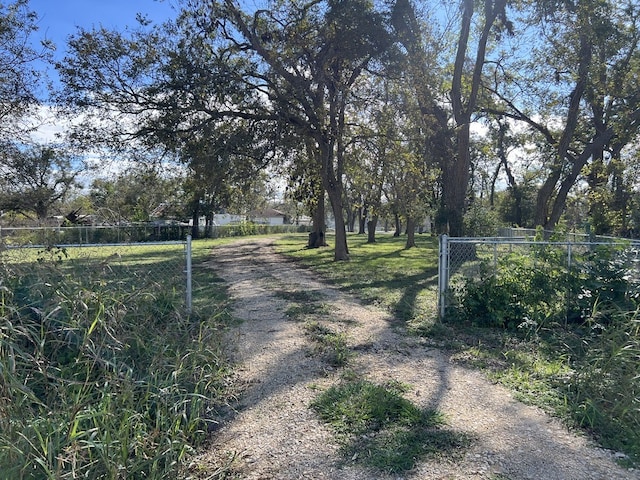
(212, 213, 244, 225)
(249, 208, 287, 226)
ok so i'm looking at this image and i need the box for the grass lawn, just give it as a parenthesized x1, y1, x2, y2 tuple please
(275, 232, 440, 330)
(0, 236, 238, 478)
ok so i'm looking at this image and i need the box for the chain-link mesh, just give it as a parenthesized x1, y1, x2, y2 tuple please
(0, 225, 190, 244)
(0, 223, 308, 245)
(438, 235, 640, 318)
(1, 240, 190, 313)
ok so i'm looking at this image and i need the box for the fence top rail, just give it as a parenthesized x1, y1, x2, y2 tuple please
(443, 236, 640, 247)
(5, 241, 187, 250)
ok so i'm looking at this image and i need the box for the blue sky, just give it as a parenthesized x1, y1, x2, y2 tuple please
(26, 0, 178, 145)
(29, 0, 178, 58)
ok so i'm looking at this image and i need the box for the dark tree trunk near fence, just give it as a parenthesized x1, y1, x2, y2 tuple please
(367, 216, 378, 243)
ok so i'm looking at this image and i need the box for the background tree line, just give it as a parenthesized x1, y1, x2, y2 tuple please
(1, 0, 640, 259)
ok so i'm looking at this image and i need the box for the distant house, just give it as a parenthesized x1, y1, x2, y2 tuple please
(249, 208, 288, 226)
(212, 213, 244, 226)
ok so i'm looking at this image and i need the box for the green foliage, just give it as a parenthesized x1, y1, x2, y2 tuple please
(450, 242, 640, 330)
(0, 242, 231, 478)
(451, 251, 566, 329)
(0, 0, 50, 136)
(311, 380, 470, 473)
(0, 145, 81, 220)
(463, 202, 500, 237)
(446, 239, 640, 463)
(89, 167, 184, 223)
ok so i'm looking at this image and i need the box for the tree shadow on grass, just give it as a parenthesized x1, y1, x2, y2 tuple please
(311, 379, 473, 474)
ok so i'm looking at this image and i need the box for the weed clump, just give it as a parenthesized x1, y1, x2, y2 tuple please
(311, 380, 471, 473)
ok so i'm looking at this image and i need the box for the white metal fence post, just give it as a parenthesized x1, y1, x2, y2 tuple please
(438, 234, 449, 319)
(186, 235, 192, 314)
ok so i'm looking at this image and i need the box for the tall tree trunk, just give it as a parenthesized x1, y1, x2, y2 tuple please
(367, 215, 378, 243)
(405, 216, 416, 248)
(447, 0, 505, 236)
(444, 122, 471, 236)
(309, 190, 327, 248)
(347, 208, 356, 233)
(321, 141, 349, 259)
(326, 183, 349, 260)
(358, 205, 367, 234)
(394, 213, 401, 237)
(205, 212, 214, 238)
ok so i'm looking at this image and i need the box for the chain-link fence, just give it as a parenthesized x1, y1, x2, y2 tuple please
(498, 226, 637, 243)
(0, 223, 308, 245)
(1, 236, 192, 313)
(438, 234, 640, 319)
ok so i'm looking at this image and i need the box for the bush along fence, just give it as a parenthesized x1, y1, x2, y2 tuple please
(438, 233, 640, 462)
(438, 233, 640, 325)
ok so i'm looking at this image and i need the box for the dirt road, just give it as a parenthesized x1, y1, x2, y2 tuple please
(191, 237, 638, 480)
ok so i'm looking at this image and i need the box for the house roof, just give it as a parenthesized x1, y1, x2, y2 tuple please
(250, 208, 286, 218)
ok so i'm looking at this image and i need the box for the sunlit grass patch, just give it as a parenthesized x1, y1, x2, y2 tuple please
(275, 233, 439, 326)
(311, 380, 471, 472)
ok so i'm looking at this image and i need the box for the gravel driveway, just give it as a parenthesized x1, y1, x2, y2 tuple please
(191, 237, 638, 480)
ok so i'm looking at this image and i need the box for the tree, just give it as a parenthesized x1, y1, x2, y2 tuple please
(441, 0, 512, 236)
(89, 165, 183, 223)
(483, 0, 640, 232)
(342, 76, 394, 242)
(0, 144, 81, 220)
(0, 0, 51, 143)
(56, 16, 278, 237)
(391, 0, 452, 235)
(200, 0, 394, 260)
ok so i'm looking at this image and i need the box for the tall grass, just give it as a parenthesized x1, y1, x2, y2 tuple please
(0, 240, 232, 478)
(568, 307, 640, 461)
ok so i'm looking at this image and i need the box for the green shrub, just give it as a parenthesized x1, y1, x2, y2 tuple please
(450, 242, 639, 330)
(448, 240, 640, 463)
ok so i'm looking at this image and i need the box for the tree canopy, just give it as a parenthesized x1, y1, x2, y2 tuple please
(3, 0, 640, 245)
